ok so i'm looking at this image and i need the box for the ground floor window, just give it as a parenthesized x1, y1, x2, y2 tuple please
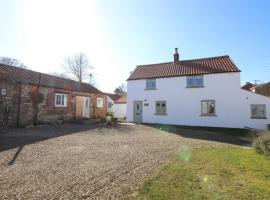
(201, 100, 215, 116)
(251, 104, 266, 119)
(156, 101, 166, 115)
(97, 97, 104, 108)
(55, 93, 67, 107)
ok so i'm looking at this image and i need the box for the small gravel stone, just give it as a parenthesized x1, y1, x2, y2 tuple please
(0, 123, 243, 199)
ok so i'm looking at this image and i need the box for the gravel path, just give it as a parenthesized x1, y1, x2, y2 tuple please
(0, 123, 244, 199)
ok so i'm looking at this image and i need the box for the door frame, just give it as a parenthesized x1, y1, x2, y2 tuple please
(83, 96, 90, 118)
(133, 100, 143, 123)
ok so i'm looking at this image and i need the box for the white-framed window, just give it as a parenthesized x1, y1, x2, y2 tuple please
(97, 97, 104, 108)
(251, 104, 266, 119)
(146, 79, 156, 90)
(186, 75, 204, 88)
(201, 100, 216, 116)
(1, 88, 7, 96)
(156, 101, 166, 115)
(55, 93, 67, 107)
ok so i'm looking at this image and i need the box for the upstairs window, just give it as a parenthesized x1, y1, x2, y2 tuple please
(156, 101, 167, 115)
(186, 76, 204, 88)
(146, 79, 156, 90)
(201, 100, 216, 116)
(97, 97, 104, 108)
(55, 93, 67, 107)
(251, 104, 266, 119)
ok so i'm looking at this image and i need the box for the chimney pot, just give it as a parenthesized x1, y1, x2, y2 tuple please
(174, 48, 179, 64)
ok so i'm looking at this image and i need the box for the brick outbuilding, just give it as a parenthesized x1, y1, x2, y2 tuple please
(0, 64, 107, 127)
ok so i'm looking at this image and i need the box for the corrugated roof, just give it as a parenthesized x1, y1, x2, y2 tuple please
(127, 55, 241, 80)
(0, 64, 102, 94)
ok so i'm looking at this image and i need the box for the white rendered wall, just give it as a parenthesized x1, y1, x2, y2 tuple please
(113, 103, 127, 119)
(127, 72, 270, 130)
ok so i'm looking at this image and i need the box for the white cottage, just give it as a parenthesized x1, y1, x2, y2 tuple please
(105, 93, 127, 119)
(127, 48, 270, 130)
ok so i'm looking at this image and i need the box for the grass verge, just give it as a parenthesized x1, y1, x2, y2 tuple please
(130, 148, 270, 200)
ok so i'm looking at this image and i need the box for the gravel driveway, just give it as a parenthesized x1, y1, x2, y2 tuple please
(0, 123, 245, 199)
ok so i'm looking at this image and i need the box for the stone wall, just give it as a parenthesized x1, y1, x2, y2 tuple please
(0, 80, 19, 127)
(1, 80, 107, 127)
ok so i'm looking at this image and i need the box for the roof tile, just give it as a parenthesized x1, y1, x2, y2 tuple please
(127, 55, 240, 80)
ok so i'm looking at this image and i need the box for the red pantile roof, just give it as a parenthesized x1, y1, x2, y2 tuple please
(241, 82, 256, 91)
(104, 93, 121, 101)
(127, 55, 240, 80)
(0, 64, 102, 94)
(115, 94, 127, 103)
(104, 93, 127, 103)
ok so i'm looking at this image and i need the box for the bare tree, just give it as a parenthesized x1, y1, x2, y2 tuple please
(0, 56, 27, 68)
(63, 52, 93, 82)
(114, 83, 127, 95)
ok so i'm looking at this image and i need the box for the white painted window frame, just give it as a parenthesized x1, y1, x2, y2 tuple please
(97, 97, 104, 108)
(55, 93, 67, 107)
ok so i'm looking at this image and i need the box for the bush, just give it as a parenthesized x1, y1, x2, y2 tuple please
(106, 112, 114, 118)
(253, 132, 270, 156)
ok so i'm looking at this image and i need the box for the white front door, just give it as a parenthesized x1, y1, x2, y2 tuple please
(83, 97, 90, 118)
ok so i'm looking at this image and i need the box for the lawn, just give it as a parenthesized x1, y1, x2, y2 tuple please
(131, 147, 270, 200)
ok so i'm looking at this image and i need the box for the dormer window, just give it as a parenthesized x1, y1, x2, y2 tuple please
(186, 75, 204, 88)
(146, 79, 156, 90)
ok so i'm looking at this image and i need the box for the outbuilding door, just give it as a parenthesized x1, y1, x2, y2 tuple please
(83, 97, 90, 118)
(133, 101, 142, 123)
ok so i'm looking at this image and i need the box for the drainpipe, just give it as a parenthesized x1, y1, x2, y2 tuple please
(16, 81, 22, 128)
(33, 74, 41, 125)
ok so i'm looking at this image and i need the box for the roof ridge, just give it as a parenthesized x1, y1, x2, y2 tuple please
(136, 55, 229, 67)
(0, 63, 96, 87)
(0, 63, 103, 93)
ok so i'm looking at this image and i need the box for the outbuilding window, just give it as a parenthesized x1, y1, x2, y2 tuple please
(156, 101, 167, 115)
(251, 104, 266, 119)
(55, 93, 67, 107)
(108, 102, 112, 108)
(97, 97, 104, 108)
(186, 76, 204, 88)
(1, 88, 7, 96)
(201, 100, 216, 116)
(146, 79, 156, 90)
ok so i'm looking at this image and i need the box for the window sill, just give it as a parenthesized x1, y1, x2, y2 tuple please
(155, 113, 167, 116)
(145, 88, 157, 91)
(251, 117, 267, 119)
(55, 106, 67, 108)
(186, 86, 204, 88)
(200, 114, 217, 117)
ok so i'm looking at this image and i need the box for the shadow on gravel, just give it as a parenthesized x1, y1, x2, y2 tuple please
(145, 123, 251, 146)
(0, 123, 135, 153)
(0, 123, 136, 165)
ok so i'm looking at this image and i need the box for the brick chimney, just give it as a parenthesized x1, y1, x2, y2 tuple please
(174, 48, 179, 64)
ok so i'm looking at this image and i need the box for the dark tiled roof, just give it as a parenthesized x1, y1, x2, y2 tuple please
(127, 55, 241, 80)
(0, 64, 102, 94)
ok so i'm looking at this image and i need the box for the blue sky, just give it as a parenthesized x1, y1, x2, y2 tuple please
(0, 0, 269, 92)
